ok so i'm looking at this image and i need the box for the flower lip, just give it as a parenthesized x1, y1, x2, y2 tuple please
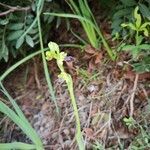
(64, 56, 75, 62)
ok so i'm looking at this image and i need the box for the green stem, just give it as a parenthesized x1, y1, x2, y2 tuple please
(136, 31, 139, 45)
(67, 78, 85, 150)
(37, 0, 59, 114)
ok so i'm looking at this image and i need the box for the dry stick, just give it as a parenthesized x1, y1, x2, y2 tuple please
(141, 86, 149, 100)
(85, 102, 93, 128)
(33, 58, 41, 89)
(0, 2, 30, 16)
(84, 102, 93, 146)
(130, 74, 139, 117)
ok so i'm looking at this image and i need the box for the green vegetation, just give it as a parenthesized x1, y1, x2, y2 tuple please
(111, 0, 150, 39)
(0, 0, 149, 149)
(121, 6, 150, 72)
(0, 82, 44, 150)
(0, 0, 63, 62)
(44, 0, 116, 60)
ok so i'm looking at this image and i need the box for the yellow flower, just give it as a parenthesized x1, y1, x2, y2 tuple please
(48, 42, 60, 53)
(45, 51, 53, 61)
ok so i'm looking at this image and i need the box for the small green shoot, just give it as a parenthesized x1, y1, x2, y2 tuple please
(92, 141, 105, 150)
(121, 6, 150, 60)
(46, 42, 85, 150)
(124, 117, 150, 149)
(123, 117, 136, 129)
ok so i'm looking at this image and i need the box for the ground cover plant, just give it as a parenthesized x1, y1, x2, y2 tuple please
(0, 0, 150, 149)
(121, 6, 150, 73)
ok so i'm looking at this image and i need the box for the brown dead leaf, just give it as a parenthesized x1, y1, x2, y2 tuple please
(88, 59, 95, 72)
(21, 98, 33, 107)
(124, 69, 150, 81)
(41, 102, 50, 111)
(115, 128, 134, 139)
(65, 61, 74, 70)
(137, 89, 149, 101)
(84, 128, 95, 140)
(84, 45, 96, 54)
(95, 52, 103, 64)
(83, 53, 93, 60)
(124, 71, 135, 81)
(83, 45, 103, 72)
(91, 106, 98, 116)
(139, 72, 150, 80)
(97, 128, 108, 140)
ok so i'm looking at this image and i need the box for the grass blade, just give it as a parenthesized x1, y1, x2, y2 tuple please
(0, 101, 43, 148)
(0, 44, 82, 82)
(70, 29, 88, 45)
(44, 12, 116, 60)
(0, 142, 36, 150)
(0, 49, 46, 82)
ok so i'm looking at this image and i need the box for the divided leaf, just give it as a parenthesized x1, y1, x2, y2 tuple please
(25, 35, 34, 47)
(1, 43, 9, 62)
(139, 3, 150, 20)
(16, 37, 24, 49)
(122, 45, 136, 51)
(120, 0, 136, 7)
(7, 30, 24, 41)
(8, 23, 24, 30)
(138, 44, 150, 50)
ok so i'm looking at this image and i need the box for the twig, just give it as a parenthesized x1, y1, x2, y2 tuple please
(33, 58, 41, 89)
(0, 2, 30, 16)
(130, 74, 139, 117)
(0, 2, 13, 8)
(85, 101, 93, 128)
